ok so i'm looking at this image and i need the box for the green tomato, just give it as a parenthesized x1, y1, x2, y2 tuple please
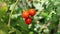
(0, 2, 8, 18)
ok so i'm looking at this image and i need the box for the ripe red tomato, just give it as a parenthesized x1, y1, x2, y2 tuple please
(22, 11, 29, 18)
(25, 18, 32, 25)
(28, 9, 36, 16)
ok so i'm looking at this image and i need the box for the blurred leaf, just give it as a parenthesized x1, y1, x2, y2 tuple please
(16, 29, 22, 34)
(29, 31, 33, 34)
(0, 2, 8, 18)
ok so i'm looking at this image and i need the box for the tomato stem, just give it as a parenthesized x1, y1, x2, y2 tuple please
(7, 0, 18, 28)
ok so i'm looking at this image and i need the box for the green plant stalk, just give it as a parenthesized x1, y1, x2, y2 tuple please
(7, 0, 18, 28)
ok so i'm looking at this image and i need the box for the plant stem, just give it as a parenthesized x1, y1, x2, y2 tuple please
(7, 0, 18, 28)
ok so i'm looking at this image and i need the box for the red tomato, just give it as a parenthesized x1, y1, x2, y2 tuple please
(22, 11, 29, 18)
(25, 18, 32, 25)
(28, 9, 36, 16)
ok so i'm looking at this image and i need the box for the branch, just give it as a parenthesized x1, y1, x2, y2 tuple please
(7, 0, 18, 28)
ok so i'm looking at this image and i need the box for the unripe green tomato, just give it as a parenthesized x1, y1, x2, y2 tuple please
(0, 2, 8, 18)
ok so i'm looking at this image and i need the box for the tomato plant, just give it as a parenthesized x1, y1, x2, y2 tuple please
(0, 0, 60, 34)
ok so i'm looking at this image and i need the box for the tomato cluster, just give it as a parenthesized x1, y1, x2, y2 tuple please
(22, 9, 36, 25)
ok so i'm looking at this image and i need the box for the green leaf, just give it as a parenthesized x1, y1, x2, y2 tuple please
(0, 23, 8, 34)
(16, 17, 29, 32)
(16, 29, 22, 34)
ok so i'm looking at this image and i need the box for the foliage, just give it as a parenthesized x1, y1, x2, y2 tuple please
(0, 0, 60, 34)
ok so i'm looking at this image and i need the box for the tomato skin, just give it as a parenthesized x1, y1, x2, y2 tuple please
(28, 9, 36, 16)
(25, 18, 32, 25)
(22, 11, 29, 18)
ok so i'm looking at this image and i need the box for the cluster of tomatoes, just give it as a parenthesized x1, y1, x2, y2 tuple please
(22, 9, 36, 25)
